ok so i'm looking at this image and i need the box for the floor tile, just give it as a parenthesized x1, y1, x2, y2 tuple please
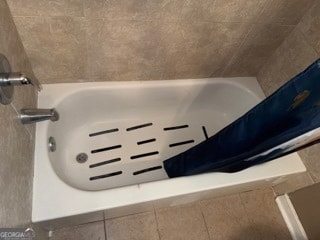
(50, 221, 105, 240)
(74, 221, 105, 240)
(105, 211, 159, 240)
(50, 227, 75, 240)
(200, 194, 256, 240)
(240, 188, 291, 240)
(156, 202, 209, 240)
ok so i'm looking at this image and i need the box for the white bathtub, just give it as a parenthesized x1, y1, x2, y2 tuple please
(33, 78, 306, 230)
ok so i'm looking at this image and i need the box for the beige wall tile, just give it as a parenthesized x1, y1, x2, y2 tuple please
(240, 188, 291, 239)
(298, 1, 320, 54)
(0, 2, 37, 110)
(246, 24, 295, 44)
(257, 27, 318, 96)
(256, 60, 279, 92)
(8, 0, 316, 83)
(162, 21, 251, 79)
(223, 43, 280, 77)
(8, 0, 84, 17)
(153, 0, 186, 22)
(223, 24, 294, 77)
(181, 0, 268, 23)
(87, 19, 164, 81)
(256, 56, 289, 96)
(7, 0, 43, 17)
(156, 203, 209, 240)
(260, 0, 315, 25)
(200, 194, 256, 240)
(0, 0, 5, 27)
(13, 16, 87, 83)
(84, 0, 153, 20)
(179, 0, 215, 22)
(105, 211, 159, 240)
(0, 105, 33, 227)
(0, 1, 39, 235)
(1, 25, 38, 134)
(277, 28, 318, 79)
(209, 0, 268, 23)
(84, 0, 184, 21)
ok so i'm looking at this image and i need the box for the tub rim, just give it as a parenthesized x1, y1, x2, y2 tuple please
(33, 77, 306, 226)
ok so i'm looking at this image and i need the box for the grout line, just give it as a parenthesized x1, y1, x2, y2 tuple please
(81, 17, 273, 25)
(296, 26, 319, 56)
(211, 0, 218, 13)
(257, 0, 271, 21)
(218, 0, 273, 78)
(238, 192, 259, 236)
(10, 102, 33, 138)
(198, 201, 212, 240)
(153, 209, 162, 240)
(103, 219, 108, 240)
(82, 0, 85, 18)
(156, 17, 183, 80)
(83, 15, 90, 81)
(10, 102, 19, 115)
(306, 171, 315, 184)
(219, 24, 255, 77)
(271, 185, 279, 197)
(102, 211, 108, 240)
(303, 170, 317, 185)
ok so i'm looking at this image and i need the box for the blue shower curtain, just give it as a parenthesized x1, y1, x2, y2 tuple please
(164, 59, 320, 178)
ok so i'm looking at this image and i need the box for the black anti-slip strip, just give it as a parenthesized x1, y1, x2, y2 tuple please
(91, 145, 122, 154)
(163, 125, 189, 131)
(133, 166, 163, 175)
(126, 123, 153, 131)
(130, 151, 159, 159)
(169, 140, 195, 147)
(89, 128, 119, 137)
(202, 126, 209, 140)
(89, 171, 122, 181)
(89, 158, 121, 168)
(137, 138, 156, 145)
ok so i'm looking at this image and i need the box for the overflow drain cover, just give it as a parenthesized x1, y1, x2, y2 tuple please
(48, 137, 56, 152)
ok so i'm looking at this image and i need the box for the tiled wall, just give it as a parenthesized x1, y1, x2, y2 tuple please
(0, 0, 46, 238)
(7, 0, 315, 83)
(257, 1, 320, 185)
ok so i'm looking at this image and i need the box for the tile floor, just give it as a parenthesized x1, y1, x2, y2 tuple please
(49, 188, 291, 240)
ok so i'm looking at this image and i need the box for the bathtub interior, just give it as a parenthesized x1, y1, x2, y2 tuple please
(34, 78, 307, 228)
(47, 80, 262, 191)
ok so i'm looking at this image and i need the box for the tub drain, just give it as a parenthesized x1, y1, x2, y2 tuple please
(76, 153, 88, 163)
